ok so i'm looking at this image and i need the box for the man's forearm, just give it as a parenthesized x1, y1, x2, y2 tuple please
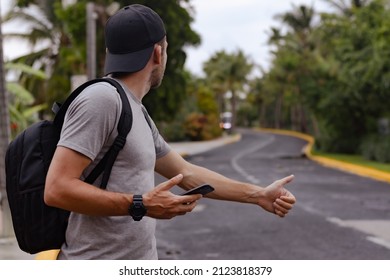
(179, 163, 263, 204)
(155, 150, 296, 217)
(45, 177, 133, 216)
(155, 151, 263, 204)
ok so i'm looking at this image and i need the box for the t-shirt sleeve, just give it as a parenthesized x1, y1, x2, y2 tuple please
(58, 82, 121, 161)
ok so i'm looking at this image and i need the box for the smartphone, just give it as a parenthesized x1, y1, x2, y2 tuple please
(180, 184, 215, 196)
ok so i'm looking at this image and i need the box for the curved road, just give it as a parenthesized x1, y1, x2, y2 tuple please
(156, 129, 390, 259)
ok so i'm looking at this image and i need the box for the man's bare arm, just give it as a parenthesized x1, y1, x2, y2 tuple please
(155, 150, 296, 217)
(44, 146, 133, 216)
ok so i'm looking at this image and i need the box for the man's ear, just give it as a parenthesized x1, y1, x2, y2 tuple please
(153, 44, 162, 64)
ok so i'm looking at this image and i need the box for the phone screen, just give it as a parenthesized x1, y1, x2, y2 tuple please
(180, 184, 215, 196)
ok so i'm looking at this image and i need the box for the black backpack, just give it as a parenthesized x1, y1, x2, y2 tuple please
(5, 78, 133, 254)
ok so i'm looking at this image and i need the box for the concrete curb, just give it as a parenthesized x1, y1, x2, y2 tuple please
(172, 133, 242, 158)
(258, 128, 390, 184)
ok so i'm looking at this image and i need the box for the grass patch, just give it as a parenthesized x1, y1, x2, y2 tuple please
(312, 151, 390, 173)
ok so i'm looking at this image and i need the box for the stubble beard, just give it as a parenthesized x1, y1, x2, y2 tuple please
(150, 66, 165, 89)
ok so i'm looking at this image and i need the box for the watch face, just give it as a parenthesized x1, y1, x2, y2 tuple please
(132, 204, 147, 218)
(130, 197, 147, 221)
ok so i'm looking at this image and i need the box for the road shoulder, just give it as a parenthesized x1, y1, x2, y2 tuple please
(258, 128, 390, 184)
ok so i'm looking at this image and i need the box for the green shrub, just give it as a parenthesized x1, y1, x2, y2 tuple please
(183, 113, 222, 141)
(160, 120, 187, 142)
(360, 135, 390, 163)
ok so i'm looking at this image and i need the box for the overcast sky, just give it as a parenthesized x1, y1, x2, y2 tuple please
(184, 0, 332, 76)
(1, 0, 333, 76)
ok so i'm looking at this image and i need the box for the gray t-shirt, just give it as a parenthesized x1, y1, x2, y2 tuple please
(56, 79, 170, 260)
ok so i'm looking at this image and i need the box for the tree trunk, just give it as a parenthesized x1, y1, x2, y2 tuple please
(311, 114, 320, 138)
(217, 92, 225, 115)
(299, 104, 308, 133)
(274, 95, 283, 129)
(257, 97, 264, 127)
(0, 3, 13, 238)
(230, 89, 237, 132)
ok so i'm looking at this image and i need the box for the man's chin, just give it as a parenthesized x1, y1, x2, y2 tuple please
(151, 79, 163, 89)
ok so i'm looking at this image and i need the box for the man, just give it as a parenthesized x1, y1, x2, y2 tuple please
(45, 4, 296, 260)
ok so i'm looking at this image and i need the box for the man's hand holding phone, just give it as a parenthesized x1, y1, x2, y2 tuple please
(143, 174, 214, 219)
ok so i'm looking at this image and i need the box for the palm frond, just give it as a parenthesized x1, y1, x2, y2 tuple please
(5, 62, 46, 79)
(4, 8, 51, 30)
(23, 104, 48, 118)
(6, 82, 35, 105)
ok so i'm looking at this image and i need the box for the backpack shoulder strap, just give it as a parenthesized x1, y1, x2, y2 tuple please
(53, 78, 133, 188)
(84, 78, 133, 188)
(53, 78, 109, 129)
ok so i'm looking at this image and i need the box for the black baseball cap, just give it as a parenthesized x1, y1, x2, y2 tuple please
(104, 4, 166, 75)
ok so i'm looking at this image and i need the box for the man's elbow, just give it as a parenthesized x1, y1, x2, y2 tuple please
(44, 180, 61, 208)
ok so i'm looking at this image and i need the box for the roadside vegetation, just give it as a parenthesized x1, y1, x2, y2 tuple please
(2, 0, 390, 167)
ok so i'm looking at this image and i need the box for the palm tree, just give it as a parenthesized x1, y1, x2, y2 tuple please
(3, 0, 80, 111)
(203, 50, 253, 132)
(325, 0, 370, 15)
(270, 4, 316, 132)
(275, 4, 315, 49)
(203, 51, 229, 114)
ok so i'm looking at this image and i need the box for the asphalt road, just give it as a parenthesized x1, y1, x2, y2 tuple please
(155, 129, 390, 260)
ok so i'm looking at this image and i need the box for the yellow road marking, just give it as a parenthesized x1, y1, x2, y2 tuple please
(258, 128, 390, 184)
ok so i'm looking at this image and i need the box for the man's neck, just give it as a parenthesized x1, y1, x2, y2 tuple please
(116, 73, 151, 102)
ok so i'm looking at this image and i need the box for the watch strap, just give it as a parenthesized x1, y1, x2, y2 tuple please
(129, 195, 146, 221)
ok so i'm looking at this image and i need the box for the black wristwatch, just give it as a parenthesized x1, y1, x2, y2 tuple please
(128, 195, 147, 221)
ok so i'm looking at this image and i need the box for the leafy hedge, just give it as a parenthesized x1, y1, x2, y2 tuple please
(361, 135, 390, 163)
